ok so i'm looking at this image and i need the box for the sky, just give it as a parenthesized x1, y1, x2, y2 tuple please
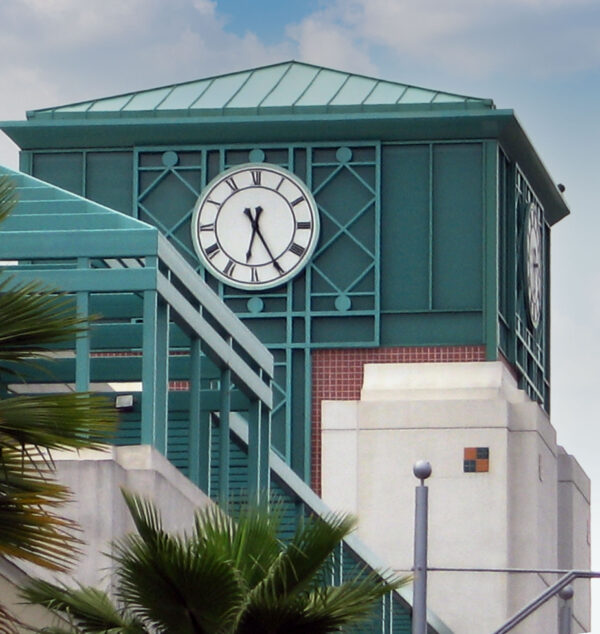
(0, 0, 599, 628)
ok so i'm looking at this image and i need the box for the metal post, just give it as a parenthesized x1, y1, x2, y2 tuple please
(558, 585, 573, 634)
(412, 460, 432, 634)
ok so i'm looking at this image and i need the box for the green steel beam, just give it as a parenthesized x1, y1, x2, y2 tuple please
(218, 367, 231, 507)
(158, 236, 273, 376)
(156, 273, 272, 407)
(0, 110, 569, 225)
(483, 141, 499, 360)
(0, 230, 158, 259)
(3, 268, 157, 292)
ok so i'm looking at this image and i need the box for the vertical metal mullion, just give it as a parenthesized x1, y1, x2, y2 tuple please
(154, 298, 169, 454)
(133, 149, 140, 219)
(141, 288, 158, 446)
(75, 258, 90, 393)
(248, 398, 260, 504)
(304, 146, 314, 482)
(82, 151, 87, 199)
(218, 366, 231, 507)
(188, 337, 205, 489)
(374, 142, 381, 344)
(483, 141, 499, 360)
(428, 144, 434, 310)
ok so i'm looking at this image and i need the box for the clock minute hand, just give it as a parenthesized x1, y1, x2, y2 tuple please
(244, 207, 262, 261)
(252, 206, 284, 274)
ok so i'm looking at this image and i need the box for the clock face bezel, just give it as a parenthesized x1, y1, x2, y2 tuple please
(191, 163, 320, 291)
(524, 201, 543, 330)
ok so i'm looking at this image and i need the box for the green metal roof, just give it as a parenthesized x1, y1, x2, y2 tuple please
(26, 61, 494, 120)
(0, 165, 150, 238)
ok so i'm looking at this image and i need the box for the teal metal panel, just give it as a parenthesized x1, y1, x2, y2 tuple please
(86, 152, 133, 213)
(381, 312, 483, 345)
(158, 80, 212, 110)
(193, 72, 251, 109)
(32, 152, 83, 194)
(123, 88, 172, 112)
(432, 144, 483, 310)
(225, 64, 289, 109)
(295, 69, 348, 106)
(330, 75, 377, 106)
(381, 144, 431, 311)
(261, 64, 320, 108)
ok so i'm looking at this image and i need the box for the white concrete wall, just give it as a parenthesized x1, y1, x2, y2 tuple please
(321, 361, 591, 634)
(18, 445, 212, 592)
(557, 447, 592, 632)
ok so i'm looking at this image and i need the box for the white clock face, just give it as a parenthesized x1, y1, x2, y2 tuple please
(191, 163, 319, 290)
(525, 201, 543, 329)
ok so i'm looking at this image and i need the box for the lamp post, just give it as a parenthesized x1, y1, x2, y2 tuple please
(558, 585, 573, 634)
(412, 460, 432, 634)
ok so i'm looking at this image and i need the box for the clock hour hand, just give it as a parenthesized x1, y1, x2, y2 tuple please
(244, 207, 262, 261)
(246, 206, 284, 273)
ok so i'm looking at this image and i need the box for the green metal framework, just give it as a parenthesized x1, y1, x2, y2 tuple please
(0, 165, 273, 502)
(497, 151, 550, 407)
(0, 164, 452, 633)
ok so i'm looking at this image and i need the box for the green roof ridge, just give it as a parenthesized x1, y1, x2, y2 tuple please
(26, 61, 494, 119)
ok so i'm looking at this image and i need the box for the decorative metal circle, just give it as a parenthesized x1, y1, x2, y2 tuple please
(162, 151, 179, 167)
(249, 149, 265, 163)
(335, 295, 351, 312)
(247, 297, 264, 313)
(336, 147, 353, 163)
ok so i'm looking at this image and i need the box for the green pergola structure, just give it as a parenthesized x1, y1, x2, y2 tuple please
(0, 164, 273, 504)
(0, 164, 451, 634)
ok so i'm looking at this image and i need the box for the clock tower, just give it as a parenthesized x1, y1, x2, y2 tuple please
(1, 61, 589, 633)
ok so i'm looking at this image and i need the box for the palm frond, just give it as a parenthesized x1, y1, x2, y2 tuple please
(193, 503, 282, 592)
(0, 276, 88, 371)
(20, 578, 147, 633)
(0, 393, 117, 451)
(249, 511, 356, 605)
(0, 176, 17, 225)
(114, 493, 245, 633)
(0, 444, 81, 570)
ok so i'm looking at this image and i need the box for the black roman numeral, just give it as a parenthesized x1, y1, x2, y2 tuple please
(226, 177, 238, 191)
(223, 259, 236, 277)
(291, 196, 304, 207)
(251, 170, 262, 185)
(199, 223, 214, 232)
(296, 221, 311, 230)
(276, 177, 284, 191)
(289, 242, 305, 257)
(251, 268, 259, 283)
(205, 243, 220, 259)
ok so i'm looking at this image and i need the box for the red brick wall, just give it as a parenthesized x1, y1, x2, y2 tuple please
(311, 345, 486, 493)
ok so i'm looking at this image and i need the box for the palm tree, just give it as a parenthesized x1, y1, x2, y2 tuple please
(22, 490, 407, 633)
(0, 175, 118, 628)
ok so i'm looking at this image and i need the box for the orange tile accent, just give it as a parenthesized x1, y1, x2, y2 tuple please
(476, 459, 489, 473)
(464, 447, 477, 460)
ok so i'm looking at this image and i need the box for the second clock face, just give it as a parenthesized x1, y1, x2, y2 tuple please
(525, 201, 543, 330)
(191, 164, 319, 290)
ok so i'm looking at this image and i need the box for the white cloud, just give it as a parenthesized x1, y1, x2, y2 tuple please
(289, 0, 600, 78)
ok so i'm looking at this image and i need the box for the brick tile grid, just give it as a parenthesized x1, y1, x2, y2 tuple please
(311, 345, 486, 493)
